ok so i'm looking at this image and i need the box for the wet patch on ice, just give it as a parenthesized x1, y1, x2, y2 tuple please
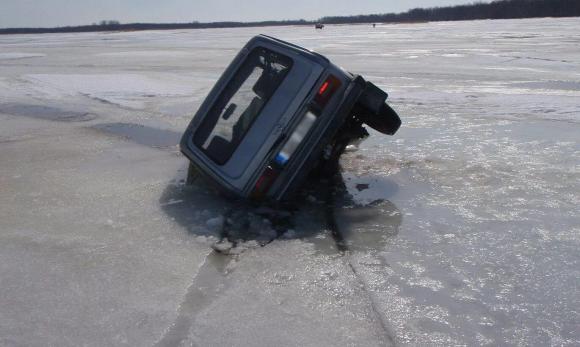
(343, 172, 399, 206)
(97, 51, 194, 58)
(502, 55, 574, 64)
(498, 34, 540, 39)
(510, 80, 580, 91)
(323, 169, 403, 253)
(332, 200, 402, 253)
(0, 53, 46, 60)
(0, 103, 97, 122)
(484, 66, 548, 73)
(92, 122, 181, 149)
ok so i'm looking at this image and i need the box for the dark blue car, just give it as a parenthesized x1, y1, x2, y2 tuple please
(180, 35, 401, 201)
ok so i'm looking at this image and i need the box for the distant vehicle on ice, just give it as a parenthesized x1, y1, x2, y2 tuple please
(315, 23, 324, 29)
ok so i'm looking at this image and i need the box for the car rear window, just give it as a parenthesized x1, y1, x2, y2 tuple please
(194, 47, 293, 165)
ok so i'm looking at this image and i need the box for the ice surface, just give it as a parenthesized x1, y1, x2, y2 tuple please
(25, 74, 194, 109)
(1, 17, 579, 346)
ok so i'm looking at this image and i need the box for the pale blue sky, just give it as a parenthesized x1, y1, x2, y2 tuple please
(0, 0, 487, 28)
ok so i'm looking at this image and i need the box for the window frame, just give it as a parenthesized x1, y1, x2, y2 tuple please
(193, 47, 294, 165)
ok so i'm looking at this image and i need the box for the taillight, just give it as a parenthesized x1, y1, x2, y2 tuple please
(251, 165, 279, 199)
(313, 75, 341, 112)
(319, 81, 330, 95)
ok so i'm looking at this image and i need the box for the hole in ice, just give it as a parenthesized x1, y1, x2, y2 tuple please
(160, 162, 402, 256)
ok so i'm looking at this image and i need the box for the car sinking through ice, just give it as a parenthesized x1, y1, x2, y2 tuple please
(180, 35, 401, 201)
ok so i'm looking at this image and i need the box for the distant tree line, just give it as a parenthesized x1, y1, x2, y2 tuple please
(320, 0, 580, 24)
(0, 19, 309, 35)
(0, 0, 578, 35)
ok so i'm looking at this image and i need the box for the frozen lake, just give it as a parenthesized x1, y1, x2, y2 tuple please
(1, 17, 579, 346)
